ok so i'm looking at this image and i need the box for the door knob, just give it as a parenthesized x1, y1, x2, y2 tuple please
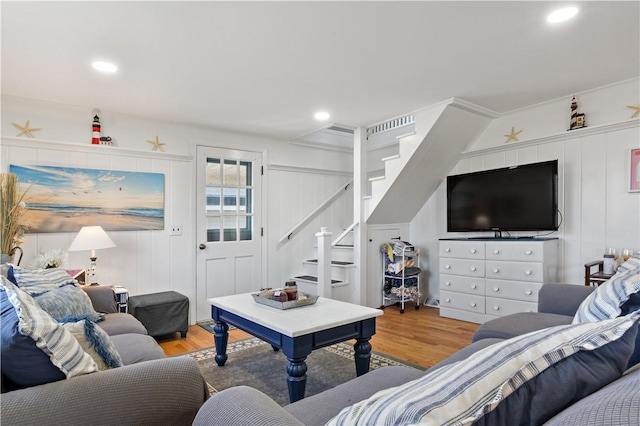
(199, 243, 207, 250)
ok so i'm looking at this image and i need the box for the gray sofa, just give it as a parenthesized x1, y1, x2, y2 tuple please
(1, 285, 209, 426)
(193, 283, 639, 425)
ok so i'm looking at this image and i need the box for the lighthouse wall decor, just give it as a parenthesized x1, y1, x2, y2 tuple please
(91, 113, 114, 145)
(568, 95, 587, 131)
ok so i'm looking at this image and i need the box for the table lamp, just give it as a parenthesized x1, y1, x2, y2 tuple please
(68, 225, 116, 285)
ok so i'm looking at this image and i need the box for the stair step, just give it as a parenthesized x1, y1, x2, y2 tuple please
(396, 130, 416, 140)
(304, 259, 355, 267)
(369, 175, 385, 182)
(381, 154, 400, 162)
(294, 275, 343, 285)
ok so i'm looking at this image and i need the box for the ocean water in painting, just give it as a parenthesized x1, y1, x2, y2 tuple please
(10, 164, 165, 232)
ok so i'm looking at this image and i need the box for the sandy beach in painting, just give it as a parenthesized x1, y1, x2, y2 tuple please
(24, 210, 164, 233)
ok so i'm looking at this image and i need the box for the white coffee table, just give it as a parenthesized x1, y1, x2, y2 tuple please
(208, 293, 383, 403)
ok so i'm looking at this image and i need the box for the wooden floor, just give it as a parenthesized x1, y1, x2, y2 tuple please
(158, 305, 479, 370)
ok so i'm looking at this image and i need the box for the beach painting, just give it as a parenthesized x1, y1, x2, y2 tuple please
(9, 164, 164, 232)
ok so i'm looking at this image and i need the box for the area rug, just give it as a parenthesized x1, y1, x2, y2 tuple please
(182, 337, 422, 406)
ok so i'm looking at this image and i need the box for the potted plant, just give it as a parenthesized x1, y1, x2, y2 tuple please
(0, 173, 29, 264)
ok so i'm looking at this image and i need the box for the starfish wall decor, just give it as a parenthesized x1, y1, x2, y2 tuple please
(12, 120, 42, 138)
(627, 105, 640, 119)
(504, 126, 523, 143)
(146, 135, 166, 152)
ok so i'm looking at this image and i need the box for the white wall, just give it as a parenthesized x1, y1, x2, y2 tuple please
(411, 78, 640, 301)
(1, 95, 353, 322)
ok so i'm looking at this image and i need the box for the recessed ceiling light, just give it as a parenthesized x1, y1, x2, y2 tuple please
(92, 61, 118, 73)
(547, 6, 578, 23)
(314, 111, 330, 121)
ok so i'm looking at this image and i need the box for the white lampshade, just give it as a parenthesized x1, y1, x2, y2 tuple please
(68, 226, 116, 253)
(68, 226, 115, 285)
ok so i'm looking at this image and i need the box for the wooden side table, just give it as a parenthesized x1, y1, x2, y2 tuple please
(584, 260, 613, 286)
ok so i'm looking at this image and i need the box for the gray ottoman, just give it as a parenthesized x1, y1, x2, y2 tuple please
(129, 291, 189, 338)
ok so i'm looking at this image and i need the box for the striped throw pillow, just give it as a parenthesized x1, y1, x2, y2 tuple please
(1, 277, 98, 378)
(573, 258, 640, 324)
(9, 266, 77, 294)
(327, 314, 639, 426)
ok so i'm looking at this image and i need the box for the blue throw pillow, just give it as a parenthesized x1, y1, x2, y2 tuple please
(1, 277, 98, 384)
(0, 287, 66, 388)
(473, 320, 639, 425)
(34, 284, 103, 323)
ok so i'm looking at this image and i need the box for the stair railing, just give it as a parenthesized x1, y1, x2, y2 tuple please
(332, 221, 358, 247)
(277, 178, 353, 248)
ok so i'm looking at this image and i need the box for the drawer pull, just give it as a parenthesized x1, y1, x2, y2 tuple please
(471, 284, 477, 289)
(470, 302, 477, 307)
(493, 287, 500, 292)
(493, 306, 500, 311)
(445, 264, 451, 269)
(524, 270, 532, 276)
(445, 281, 451, 286)
(493, 249, 500, 255)
(445, 298, 451, 303)
(525, 290, 533, 296)
(470, 248, 477, 254)
(524, 250, 533, 255)
(470, 267, 477, 272)
(493, 268, 500, 274)
(445, 248, 451, 253)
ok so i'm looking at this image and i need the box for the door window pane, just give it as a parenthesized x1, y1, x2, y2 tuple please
(206, 158, 221, 185)
(223, 188, 238, 212)
(240, 161, 251, 186)
(240, 216, 252, 241)
(206, 187, 221, 212)
(207, 216, 221, 242)
(224, 160, 238, 186)
(223, 216, 237, 242)
(244, 188, 252, 213)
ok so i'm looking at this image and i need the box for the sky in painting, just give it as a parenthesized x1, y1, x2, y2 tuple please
(10, 164, 164, 209)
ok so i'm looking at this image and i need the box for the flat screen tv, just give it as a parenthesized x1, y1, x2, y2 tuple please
(447, 160, 558, 235)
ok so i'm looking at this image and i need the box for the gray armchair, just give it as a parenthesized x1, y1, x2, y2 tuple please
(1, 284, 209, 426)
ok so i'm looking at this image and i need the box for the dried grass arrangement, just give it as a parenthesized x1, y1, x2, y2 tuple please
(0, 173, 30, 257)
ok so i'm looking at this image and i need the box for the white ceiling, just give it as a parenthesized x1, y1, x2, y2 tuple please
(2, 1, 639, 141)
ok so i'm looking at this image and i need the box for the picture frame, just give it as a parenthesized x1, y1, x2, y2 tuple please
(630, 148, 640, 192)
(9, 164, 165, 232)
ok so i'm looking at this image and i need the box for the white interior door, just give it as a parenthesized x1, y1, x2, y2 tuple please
(196, 146, 262, 321)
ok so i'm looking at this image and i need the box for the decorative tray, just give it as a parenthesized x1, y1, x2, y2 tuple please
(251, 292, 319, 310)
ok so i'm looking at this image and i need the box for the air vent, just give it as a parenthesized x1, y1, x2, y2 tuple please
(327, 125, 354, 134)
(366, 114, 415, 139)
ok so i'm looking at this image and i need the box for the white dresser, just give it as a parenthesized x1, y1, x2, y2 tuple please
(438, 238, 559, 324)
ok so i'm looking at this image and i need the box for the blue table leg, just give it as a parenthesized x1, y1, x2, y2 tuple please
(354, 337, 372, 376)
(286, 356, 308, 403)
(214, 321, 229, 366)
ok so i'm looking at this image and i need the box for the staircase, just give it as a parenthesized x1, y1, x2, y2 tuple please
(365, 98, 497, 224)
(292, 230, 358, 303)
(282, 98, 497, 304)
